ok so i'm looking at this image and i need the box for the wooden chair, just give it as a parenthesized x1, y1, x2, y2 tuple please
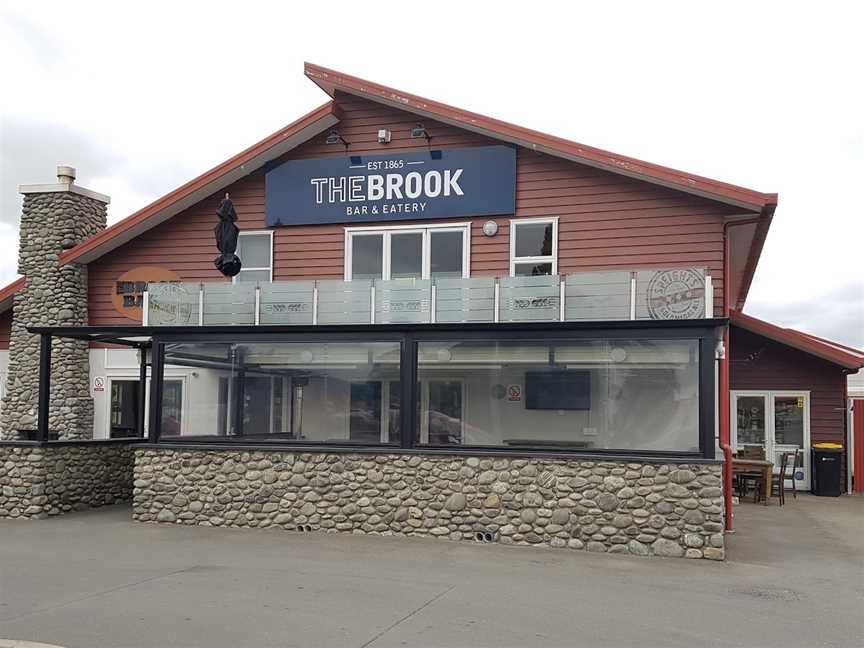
(735, 446, 768, 502)
(771, 449, 799, 506)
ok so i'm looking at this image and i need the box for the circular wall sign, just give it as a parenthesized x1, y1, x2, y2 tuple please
(112, 266, 182, 322)
(646, 268, 705, 320)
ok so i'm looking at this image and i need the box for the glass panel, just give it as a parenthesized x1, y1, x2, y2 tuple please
(736, 396, 766, 446)
(428, 381, 463, 445)
(434, 277, 495, 323)
(416, 339, 700, 452)
(374, 279, 432, 324)
(514, 222, 553, 258)
(387, 381, 401, 443)
(272, 377, 285, 434)
(238, 234, 271, 268)
(259, 281, 314, 325)
(390, 232, 423, 279)
(514, 262, 553, 276)
(774, 396, 804, 447)
(430, 231, 464, 277)
(565, 271, 632, 321)
(161, 341, 400, 443)
(634, 268, 707, 320)
(109, 380, 140, 438)
(160, 380, 184, 437)
(147, 282, 200, 326)
(351, 234, 384, 280)
(243, 376, 273, 437)
(235, 269, 270, 283)
(203, 282, 256, 325)
(349, 381, 383, 442)
(499, 275, 560, 322)
(316, 279, 372, 325)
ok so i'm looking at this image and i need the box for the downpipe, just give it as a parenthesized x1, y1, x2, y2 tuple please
(721, 216, 762, 532)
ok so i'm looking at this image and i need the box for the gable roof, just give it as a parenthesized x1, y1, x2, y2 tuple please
(0, 62, 779, 313)
(305, 63, 778, 213)
(731, 309, 864, 371)
(0, 277, 24, 312)
(58, 101, 340, 266)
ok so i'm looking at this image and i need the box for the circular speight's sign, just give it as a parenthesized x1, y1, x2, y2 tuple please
(646, 268, 705, 320)
(112, 266, 182, 321)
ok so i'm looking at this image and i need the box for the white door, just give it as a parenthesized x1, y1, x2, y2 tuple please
(732, 391, 810, 488)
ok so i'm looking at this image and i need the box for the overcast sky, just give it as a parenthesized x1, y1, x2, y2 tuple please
(1, 1, 861, 347)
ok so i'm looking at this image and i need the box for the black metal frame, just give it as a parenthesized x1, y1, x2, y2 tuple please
(30, 319, 723, 458)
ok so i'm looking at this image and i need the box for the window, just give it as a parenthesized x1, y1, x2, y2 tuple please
(345, 224, 469, 280)
(235, 232, 273, 283)
(416, 338, 699, 452)
(510, 218, 558, 276)
(161, 341, 401, 444)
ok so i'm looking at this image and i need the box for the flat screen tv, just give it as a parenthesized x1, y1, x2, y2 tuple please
(524, 370, 591, 410)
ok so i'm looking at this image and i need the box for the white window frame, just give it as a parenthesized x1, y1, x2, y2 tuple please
(233, 230, 274, 283)
(344, 222, 471, 281)
(509, 217, 559, 276)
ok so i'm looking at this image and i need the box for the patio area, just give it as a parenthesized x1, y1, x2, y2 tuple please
(0, 495, 861, 648)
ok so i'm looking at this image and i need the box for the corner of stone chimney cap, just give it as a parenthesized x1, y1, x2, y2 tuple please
(19, 171, 111, 204)
(57, 165, 77, 184)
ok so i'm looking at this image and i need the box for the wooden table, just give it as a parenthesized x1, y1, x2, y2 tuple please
(731, 458, 774, 505)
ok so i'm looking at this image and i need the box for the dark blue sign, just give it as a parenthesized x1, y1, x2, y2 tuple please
(265, 145, 516, 226)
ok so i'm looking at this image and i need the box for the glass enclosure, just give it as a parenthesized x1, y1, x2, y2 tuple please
(156, 333, 705, 455)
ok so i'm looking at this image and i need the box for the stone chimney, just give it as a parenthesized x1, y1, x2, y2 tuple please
(0, 167, 109, 439)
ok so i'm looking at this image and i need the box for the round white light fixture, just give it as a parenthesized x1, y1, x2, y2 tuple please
(482, 220, 499, 237)
(300, 350, 314, 363)
(437, 348, 452, 362)
(610, 347, 627, 363)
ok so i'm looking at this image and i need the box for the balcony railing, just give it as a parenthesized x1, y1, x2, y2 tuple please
(144, 268, 713, 327)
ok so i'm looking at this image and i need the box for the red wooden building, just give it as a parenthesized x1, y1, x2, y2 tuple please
(0, 64, 861, 544)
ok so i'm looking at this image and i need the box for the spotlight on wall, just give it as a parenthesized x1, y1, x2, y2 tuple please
(325, 129, 349, 149)
(377, 129, 392, 144)
(411, 123, 432, 142)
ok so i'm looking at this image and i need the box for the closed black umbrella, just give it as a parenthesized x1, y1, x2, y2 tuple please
(214, 194, 242, 277)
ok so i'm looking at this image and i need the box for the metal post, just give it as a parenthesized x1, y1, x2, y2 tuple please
(493, 279, 500, 323)
(312, 284, 319, 325)
(430, 283, 437, 324)
(629, 274, 637, 320)
(704, 275, 714, 318)
(559, 276, 565, 322)
(37, 334, 52, 442)
(137, 344, 148, 438)
(400, 334, 417, 449)
(148, 342, 165, 443)
(254, 285, 261, 325)
(198, 284, 204, 326)
(232, 346, 246, 437)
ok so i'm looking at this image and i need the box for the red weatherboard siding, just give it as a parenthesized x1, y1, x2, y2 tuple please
(88, 93, 739, 325)
(730, 326, 849, 484)
(0, 309, 11, 349)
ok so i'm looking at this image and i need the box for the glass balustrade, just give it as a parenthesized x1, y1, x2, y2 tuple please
(145, 268, 711, 326)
